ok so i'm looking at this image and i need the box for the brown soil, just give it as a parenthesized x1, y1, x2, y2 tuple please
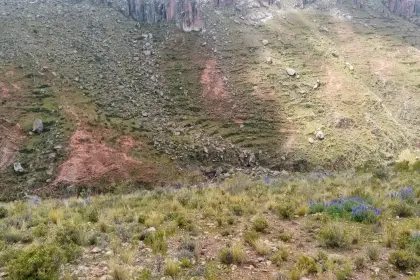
(200, 58, 236, 119)
(0, 119, 24, 170)
(53, 128, 158, 186)
(0, 81, 9, 98)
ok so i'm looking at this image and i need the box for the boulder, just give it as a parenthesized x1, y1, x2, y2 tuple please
(285, 68, 296, 76)
(32, 119, 43, 133)
(13, 162, 24, 173)
(315, 130, 325, 140)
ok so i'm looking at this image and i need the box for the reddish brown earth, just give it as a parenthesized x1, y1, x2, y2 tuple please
(200, 58, 236, 119)
(0, 120, 24, 170)
(53, 128, 158, 186)
(0, 81, 9, 98)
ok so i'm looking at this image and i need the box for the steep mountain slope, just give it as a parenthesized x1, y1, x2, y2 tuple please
(0, 0, 420, 200)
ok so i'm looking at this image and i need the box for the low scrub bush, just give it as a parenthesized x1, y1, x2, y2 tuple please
(7, 244, 65, 280)
(317, 224, 350, 249)
(388, 250, 420, 271)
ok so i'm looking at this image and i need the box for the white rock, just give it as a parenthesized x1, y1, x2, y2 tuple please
(285, 67, 296, 76)
(262, 39, 269, 46)
(315, 130, 325, 140)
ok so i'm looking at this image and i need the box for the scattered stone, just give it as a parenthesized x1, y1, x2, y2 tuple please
(141, 112, 148, 117)
(285, 67, 296, 76)
(143, 50, 151, 56)
(32, 119, 44, 133)
(331, 51, 339, 57)
(91, 247, 102, 254)
(315, 130, 325, 140)
(346, 62, 354, 71)
(262, 39, 269, 46)
(13, 163, 24, 173)
(308, 137, 314, 144)
(266, 57, 273, 64)
(313, 80, 321, 89)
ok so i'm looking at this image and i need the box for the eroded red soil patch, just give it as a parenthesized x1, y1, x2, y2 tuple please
(0, 81, 9, 98)
(200, 58, 235, 119)
(0, 120, 24, 170)
(53, 127, 157, 186)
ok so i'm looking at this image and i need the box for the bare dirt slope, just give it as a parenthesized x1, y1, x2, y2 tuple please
(1, 0, 420, 199)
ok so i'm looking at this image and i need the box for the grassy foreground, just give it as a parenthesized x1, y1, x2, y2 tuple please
(1, 169, 420, 279)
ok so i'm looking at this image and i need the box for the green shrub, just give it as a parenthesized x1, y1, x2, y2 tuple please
(318, 224, 350, 249)
(231, 204, 244, 216)
(396, 230, 412, 249)
(276, 202, 295, 220)
(7, 244, 65, 280)
(54, 223, 83, 261)
(144, 230, 167, 255)
(252, 217, 269, 233)
(2, 229, 33, 244)
(271, 248, 289, 266)
(176, 214, 194, 231)
(291, 255, 320, 278)
(244, 231, 259, 245)
(394, 161, 410, 172)
(392, 201, 415, 218)
(85, 207, 99, 223)
(33, 223, 48, 238)
(388, 250, 420, 271)
(0, 206, 8, 219)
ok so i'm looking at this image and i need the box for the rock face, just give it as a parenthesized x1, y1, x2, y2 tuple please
(93, 0, 203, 31)
(387, 0, 419, 19)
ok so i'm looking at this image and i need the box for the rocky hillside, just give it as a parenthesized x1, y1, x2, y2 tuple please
(1, 0, 420, 200)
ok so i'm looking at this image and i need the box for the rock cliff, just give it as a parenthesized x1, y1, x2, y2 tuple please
(93, 0, 203, 31)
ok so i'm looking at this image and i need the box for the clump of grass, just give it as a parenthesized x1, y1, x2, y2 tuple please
(366, 244, 380, 261)
(231, 204, 244, 216)
(49, 209, 64, 224)
(392, 201, 415, 218)
(278, 232, 292, 242)
(98, 220, 109, 233)
(219, 243, 246, 265)
(176, 214, 194, 231)
(144, 230, 167, 255)
(354, 256, 365, 270)
(276, 201, 296, 220)
(317, 224, 350, 249)
(84, 207, 99, 223)
(252, 239, 270, 256)
(164, 259, 181, 278)
(270, 248, 289, 266)
(252, 217, 269, 233)
(0, 206, 8, 219)
(32, 223, 48, 237)
(6, 244, 65, 280)
(388, 250, 420, 271)
(180, 257, 192, 268)
(2, 228, 33, 244)
(296, 205, 308, 216)
(136, 268, 152, 280)
(110, 262, 130, 280)
(291, 255, 320, 280)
